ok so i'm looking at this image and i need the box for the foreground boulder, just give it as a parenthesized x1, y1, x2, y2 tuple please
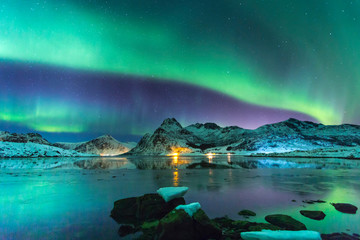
(265, 214, 307, 230)
(300, 210, 326, 220)
(212, 216, 281, 238)
(110, 193, 185, 224)
(155, 209, 222, 240)
(331, 203, 358, 214)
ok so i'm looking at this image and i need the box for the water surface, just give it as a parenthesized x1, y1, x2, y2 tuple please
(1, 155, 359, 239)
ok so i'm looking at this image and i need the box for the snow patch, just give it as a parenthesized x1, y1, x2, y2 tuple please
(157, 187, 188, 202)
(175, 202, 201, 217)
(241, 230, 321, 240)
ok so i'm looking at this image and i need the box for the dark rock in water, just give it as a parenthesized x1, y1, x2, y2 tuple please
(247, 223, 282, 231)
(186, 161, 232, 169)
(155, 209, 221, 240)
(193, 209, 222, 240)
(321, 232, 360, 240)
(265, 214, 307, 230)
(118, 225, 135, 237)
(331, 203, 358, 214)
(156, 209, 195, 240)
(110, 193, 185, 225)
(291, 199, 297, 202)
(302, 199, 326, 204)
(238, 209, 256, 217)
(212, 216, 280, 239)
(300, 210, 326, 220)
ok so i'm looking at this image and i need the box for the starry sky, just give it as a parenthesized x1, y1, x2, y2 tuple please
(1, 0, 359, 142)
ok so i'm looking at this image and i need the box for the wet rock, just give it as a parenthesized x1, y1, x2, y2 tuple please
(155, 209, 222, 240)
(156, 209, 196, 240)
(212, 216, 280, 238)
(265, 214, 307, 230)
(300, 210, 326, 220)
(321, 232, 360, 240)
(331, 203, 358, 214)
(110, 193, 185, 225)
(238, 209, 256, 217)
(302, 199, 326, 204)
(247, 223, 282, 231)
(193, 209, 222, 240)
(186, 161, 232, 169)
(118, 225, 135, 237)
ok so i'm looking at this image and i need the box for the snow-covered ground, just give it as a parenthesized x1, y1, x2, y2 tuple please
(253, 146, 360, 159)
(0, 142, 90, 158)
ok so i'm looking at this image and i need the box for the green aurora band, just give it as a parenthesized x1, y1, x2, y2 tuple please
(1, 0, 360, 128)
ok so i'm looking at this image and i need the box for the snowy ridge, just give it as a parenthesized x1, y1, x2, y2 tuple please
(128, 118, 360, 157)
(0, 131, 51, 145)
(65, 135, 137, 156)
(1, 131, 136, 157)
(0, 142, 89, 158)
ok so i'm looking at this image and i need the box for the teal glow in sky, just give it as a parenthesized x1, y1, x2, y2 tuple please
(1, 0, 360, 139)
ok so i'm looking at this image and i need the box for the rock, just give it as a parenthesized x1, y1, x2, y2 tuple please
(247, 223, 282, 231)
(302, 199, 326, 204)
(157, 187, 188, 202)
(186, 161, 232, 169)
(300, 210, 326, 220)
(155, 209, 222, 240)
(110, 193, 185, 224)
(331, 203, 358, 214)
(265, 214, 307, 230)
(193, 209, 222, 240)
(238, 209, 256, 217)
(321, 232, 360, 240)
(156, 209, 197, 240)
(118, 225, 135, 237)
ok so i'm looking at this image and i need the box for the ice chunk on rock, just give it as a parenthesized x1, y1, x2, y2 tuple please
(175, 202, 201, 217)
(241, 230, 321, 240)
(157, 187, 189, 202)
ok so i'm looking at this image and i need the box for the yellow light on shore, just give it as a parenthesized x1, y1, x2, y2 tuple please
(206, 152, 214, 162)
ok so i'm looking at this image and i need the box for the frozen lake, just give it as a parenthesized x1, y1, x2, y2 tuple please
(1, 155, 360, 239)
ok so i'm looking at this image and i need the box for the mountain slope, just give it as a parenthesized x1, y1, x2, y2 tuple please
(0, 131, 51, 145)
(0, 142, 88, 158)
(128, 118, 360, 156)
(55, 135, 136, 156)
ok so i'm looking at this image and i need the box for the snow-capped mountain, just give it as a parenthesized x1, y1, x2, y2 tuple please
(0, 131, 136, 157)
(0, 131, 51, 145)
(54, 135, 137, 156)
(0, 142, 88, 158)
(128, 118, 360, 156)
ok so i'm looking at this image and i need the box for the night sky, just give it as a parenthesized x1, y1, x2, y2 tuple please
(1, 0, 359, 142)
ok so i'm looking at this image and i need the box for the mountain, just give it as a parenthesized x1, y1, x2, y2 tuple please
(127, 118, 360, 157)
(0, 131, 136, 157)
(0, 142, 88, 158)
(54, 135, 137, 156)
(0, 131, 51, 145)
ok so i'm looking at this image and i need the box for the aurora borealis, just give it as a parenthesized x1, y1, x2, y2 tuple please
(1, 0, 360, 141)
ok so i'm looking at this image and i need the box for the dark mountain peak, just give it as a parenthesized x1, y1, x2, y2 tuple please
(160, 118, 182, 130)
(96, 134, 115, 140)
(286, 118, 302, 123)
(187, 122, 221, 130)
(203, 122, 221, 130)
